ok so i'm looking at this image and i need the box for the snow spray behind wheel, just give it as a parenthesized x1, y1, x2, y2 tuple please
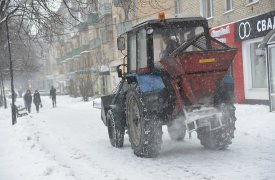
(101, 14, 237, 158)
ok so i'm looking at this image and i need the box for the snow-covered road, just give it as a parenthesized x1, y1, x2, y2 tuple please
(0, 96, 275, 180)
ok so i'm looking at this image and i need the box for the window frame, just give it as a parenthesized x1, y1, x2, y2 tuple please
(127, 32, 137, 73)
(200, 0, 213, 19)
(224, 0, 233, 13)
(136, 29, 148, 71)
(242, 37, 269, 100)
(246, 0, 259, 6)
(174, 0, 182, 16)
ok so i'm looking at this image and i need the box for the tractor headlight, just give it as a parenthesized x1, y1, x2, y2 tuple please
(146, 27, 154, 34)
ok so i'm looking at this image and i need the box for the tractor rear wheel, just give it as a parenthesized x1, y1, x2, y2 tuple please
(107, 109, 125, 148)
(197, 103, 236, 150)
(126, 84, 162, 158)
(167, 117, 186, 141)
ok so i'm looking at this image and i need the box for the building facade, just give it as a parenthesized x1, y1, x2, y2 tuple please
(168, 0, 275, 104)
(47, 0, 275, 103)
(192, 0, 275, 104)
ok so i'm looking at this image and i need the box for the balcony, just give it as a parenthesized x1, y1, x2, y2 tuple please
(58, 44, 90, 64)
(77, 22, 88, 32)
(61, 51, 74, 62)
(116, 21, 132, 35)
(89, 38, 101, 49)
(72, 48, 82, 58)
(113, 0, 126, 7)
(87, 13, 99, 25)
(56, 58, 62, 65)
(80, 44, 90, 54)
(99, 3, 112, 18)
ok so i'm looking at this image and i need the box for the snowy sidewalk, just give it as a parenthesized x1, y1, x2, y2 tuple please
(0, 96, 275, 180)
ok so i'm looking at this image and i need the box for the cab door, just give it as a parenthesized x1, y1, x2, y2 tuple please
(127, 29, 148, 74)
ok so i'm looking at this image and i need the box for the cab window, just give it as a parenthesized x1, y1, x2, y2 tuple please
(137, 29, 147, 72)
(128, 33, 137, 73)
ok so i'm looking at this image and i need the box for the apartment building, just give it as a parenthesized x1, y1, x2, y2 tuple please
(48, 1, 114, 97)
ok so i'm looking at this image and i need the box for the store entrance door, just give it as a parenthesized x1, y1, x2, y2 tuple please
(268, 45, 275, 111)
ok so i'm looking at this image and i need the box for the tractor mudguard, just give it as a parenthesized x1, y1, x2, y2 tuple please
(126, 74, 165, 93)
(214, 74, 235, 104)
(222, 74, 235, 102)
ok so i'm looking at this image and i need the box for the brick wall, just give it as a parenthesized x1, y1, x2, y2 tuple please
(181, 0, 275, 27)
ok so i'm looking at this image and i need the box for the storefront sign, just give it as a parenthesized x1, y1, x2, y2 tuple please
(235, 11, 275, 41)
(210, 24, 234, 44)
(211, 25, 230, 38)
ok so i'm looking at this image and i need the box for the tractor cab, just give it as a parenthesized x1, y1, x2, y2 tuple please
(117, 17, 210, 76)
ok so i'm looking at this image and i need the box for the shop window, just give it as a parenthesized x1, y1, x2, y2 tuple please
(200, 0, 213, 18)
(224, 0, 233, 12)
(269, 46, 275, 95)
(250, 42, 267, 88)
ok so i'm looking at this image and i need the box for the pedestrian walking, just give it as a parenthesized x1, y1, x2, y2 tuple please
(50, 86, 57, 108)
(24, 89, 32, 113)
(33, 90, 42, 113)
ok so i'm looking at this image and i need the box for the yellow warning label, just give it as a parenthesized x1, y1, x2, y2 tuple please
(199, 58, 216, 63)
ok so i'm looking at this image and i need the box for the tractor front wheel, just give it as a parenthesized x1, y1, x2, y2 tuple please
(197, 103, 236, 150)
(107, 109, 125, 148)
(126, 84, 162, 158)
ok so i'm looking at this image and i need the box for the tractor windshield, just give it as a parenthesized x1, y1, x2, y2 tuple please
(153, 26, 204, 63)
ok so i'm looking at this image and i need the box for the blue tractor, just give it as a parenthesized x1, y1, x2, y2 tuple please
(101, 15, 237, 158)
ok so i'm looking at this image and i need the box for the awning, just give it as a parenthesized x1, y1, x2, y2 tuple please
(259, 29, 275, 49)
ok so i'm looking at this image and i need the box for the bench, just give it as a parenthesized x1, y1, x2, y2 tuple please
(14, 105, 28, 117)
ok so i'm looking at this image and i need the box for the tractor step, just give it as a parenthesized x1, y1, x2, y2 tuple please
(184, 107, 223, 133)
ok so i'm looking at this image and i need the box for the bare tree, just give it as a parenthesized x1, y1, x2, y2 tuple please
(0, 0, 97, 123)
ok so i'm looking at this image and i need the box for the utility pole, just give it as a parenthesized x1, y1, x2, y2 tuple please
(6, 16, 17, 125)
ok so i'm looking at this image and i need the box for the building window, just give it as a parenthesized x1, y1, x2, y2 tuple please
(174, 0, 182, 16)
(246, 0, 259, 5)
(200, 0, 213, 18)
(224, 0, 233, 12)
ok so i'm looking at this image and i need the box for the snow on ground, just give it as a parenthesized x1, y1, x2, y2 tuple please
(0, 96, 275, 180)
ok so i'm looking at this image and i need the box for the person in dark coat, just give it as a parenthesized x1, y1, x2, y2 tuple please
(161, 33, 179, 58)
(33, 90, 42, 113)
(50, 86, 57, 108)
(24, 89, 32, 113)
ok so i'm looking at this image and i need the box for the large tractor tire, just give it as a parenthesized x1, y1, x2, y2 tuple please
(126, 84, 162, 158)
(107, 109, 125, 148)
(196, 103, 236, 150)
(167, 117, 186, 141)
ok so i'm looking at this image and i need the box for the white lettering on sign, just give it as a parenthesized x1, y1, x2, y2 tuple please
(211, 25, 230, 38)
(257, 16, 275, 32)
(216, 38, 226, 43)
